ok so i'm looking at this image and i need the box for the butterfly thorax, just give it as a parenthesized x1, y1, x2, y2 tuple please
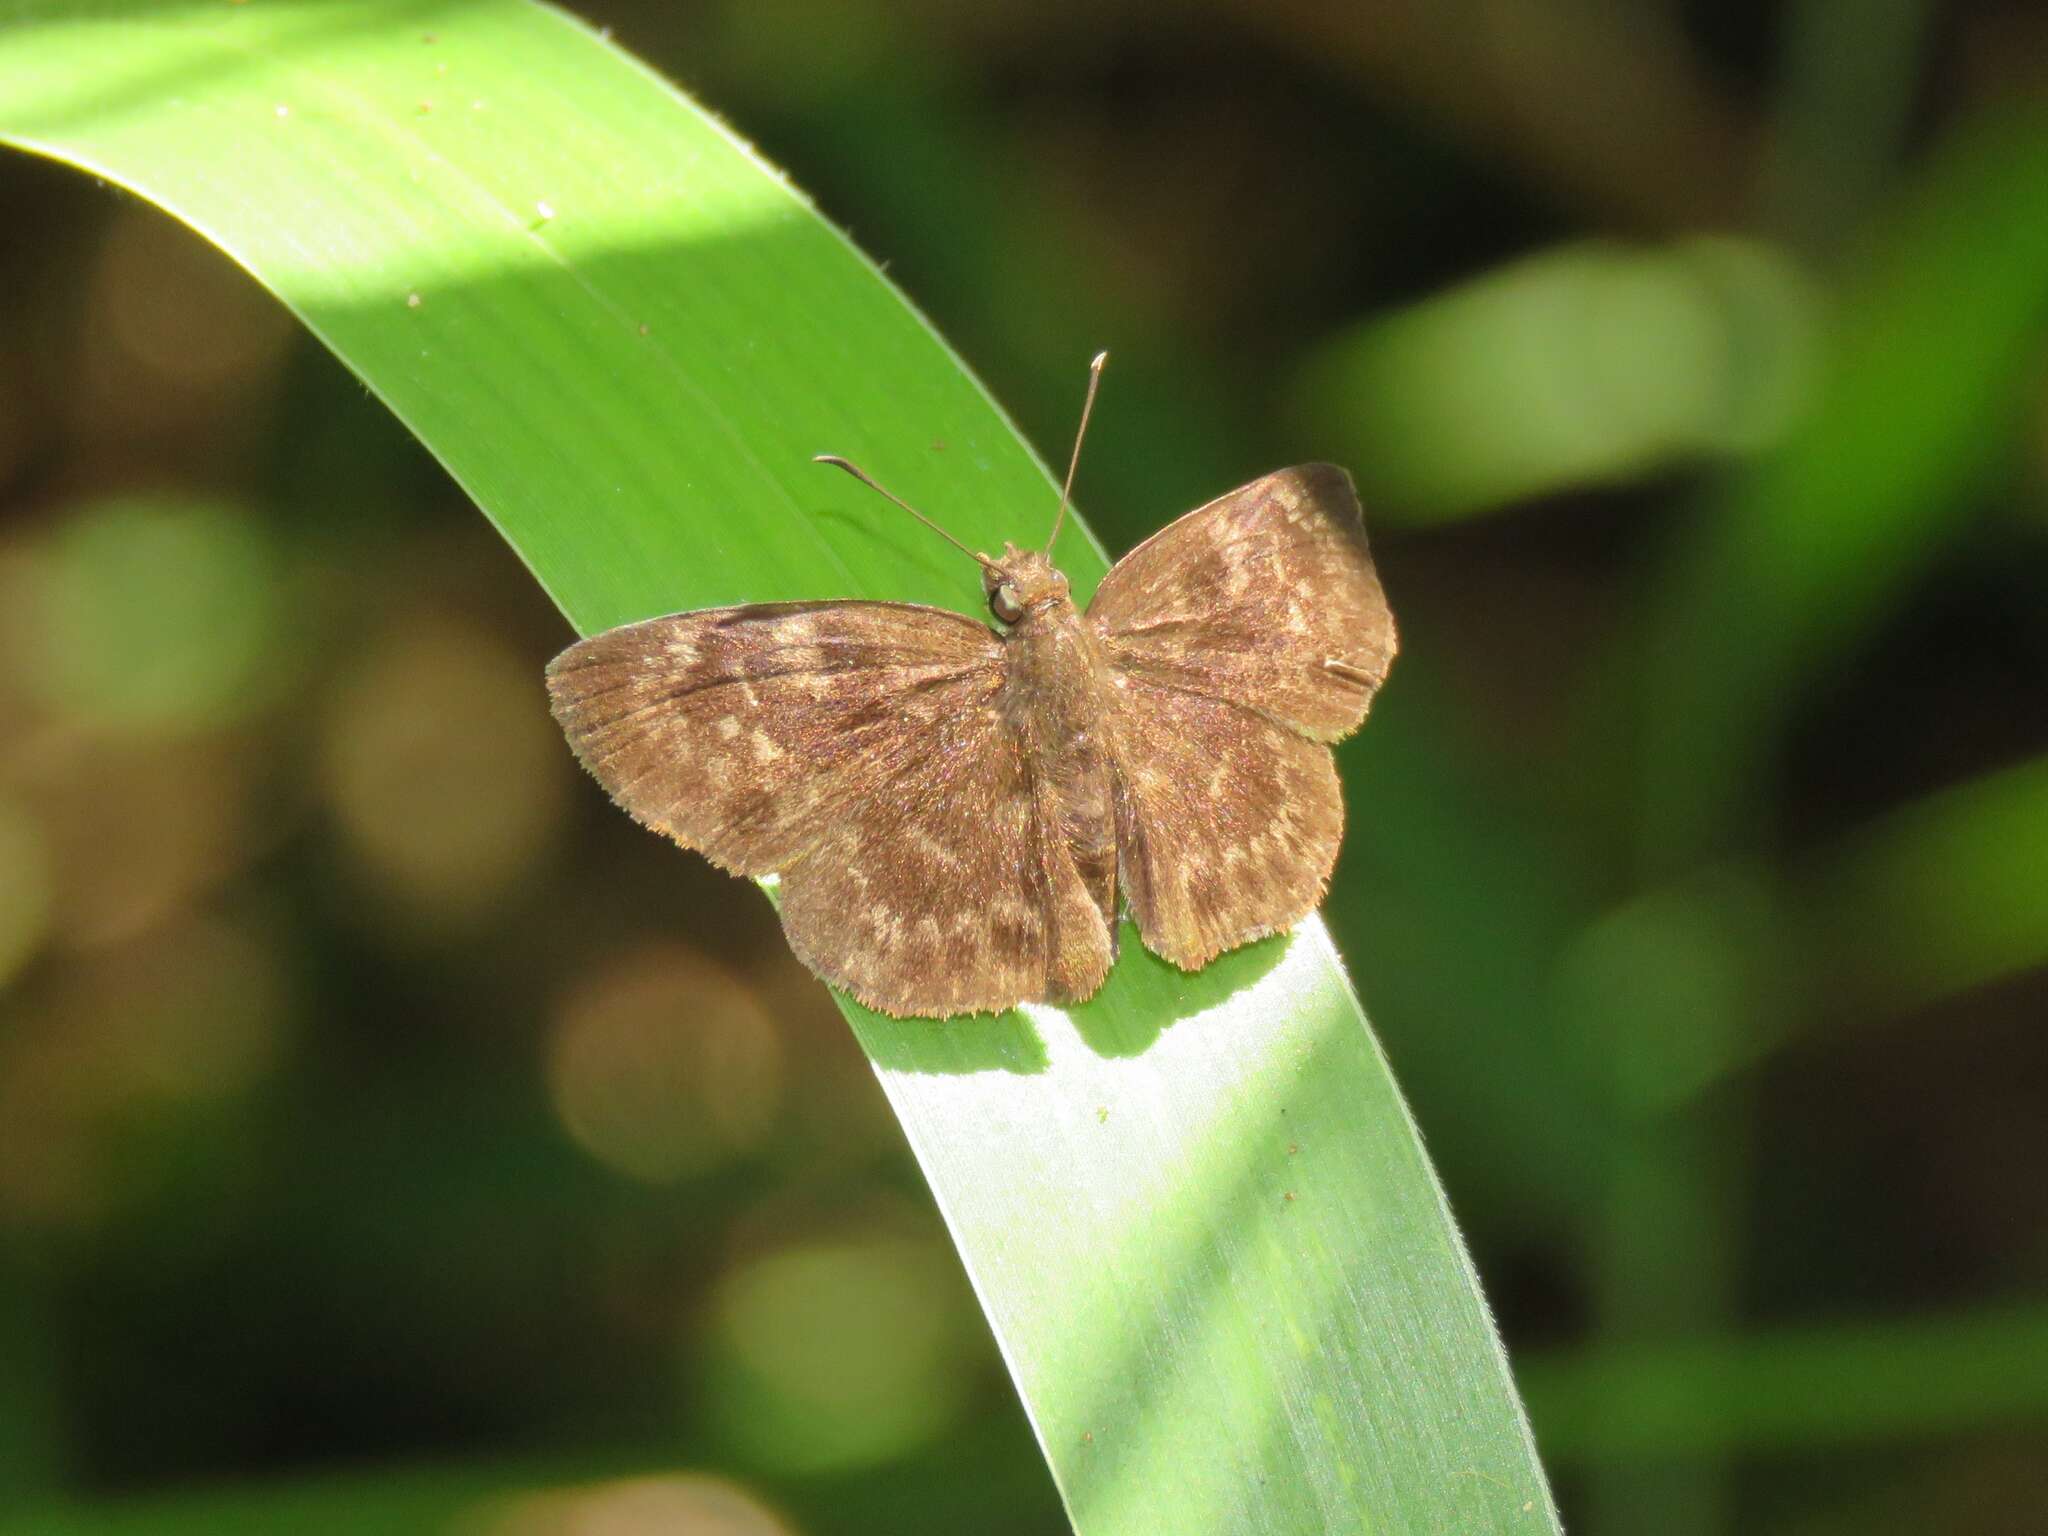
(987, 546, 1119, 954)
(986, 547, 1104, 747)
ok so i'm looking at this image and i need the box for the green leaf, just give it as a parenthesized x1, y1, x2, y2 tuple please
(1522, 1302, 2048, 1461)
(1638, 102, 2048, 867)
(1289, 237, 1821, 525)
(0, 4, 1558, 1530)
(1799, 753, 2048, 1015)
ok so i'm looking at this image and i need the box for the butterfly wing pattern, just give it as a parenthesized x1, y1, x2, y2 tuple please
(546, 600, 1112, 1016)
(547, 462, 1394, 1017)
(1090, 464, 1396, 969)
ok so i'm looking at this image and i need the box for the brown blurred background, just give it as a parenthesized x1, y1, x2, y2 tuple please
(2, 2, 2047, 1533)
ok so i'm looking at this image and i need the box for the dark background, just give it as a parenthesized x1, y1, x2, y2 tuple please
(2, 2, 2046, 1533)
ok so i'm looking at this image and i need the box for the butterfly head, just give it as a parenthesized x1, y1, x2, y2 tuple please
(983, 544, 1068, 626)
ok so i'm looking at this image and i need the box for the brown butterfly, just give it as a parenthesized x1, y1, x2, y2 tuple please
(547, 355, 1396, 1017)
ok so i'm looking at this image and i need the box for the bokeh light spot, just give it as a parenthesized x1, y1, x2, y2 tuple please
(702, 1236, 975, 1474)
(0, 915, 289, 1227)
(26, 495, 286, 733)
(321, 616, 570, 931)
(549, 942, 783, 1184)
(29, 737, 261, 949)
(89, 206, 296, 404)
(466, 1473, 791, 1536)
(0, 796, 53, 988)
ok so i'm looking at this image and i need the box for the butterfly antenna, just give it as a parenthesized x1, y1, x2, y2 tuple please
(1045, 350, 1108, 553)
(812, 455, 996, 570)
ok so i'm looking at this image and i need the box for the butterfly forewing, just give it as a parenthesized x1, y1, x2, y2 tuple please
(545, 601, 1001, 873)
(1088, 463, 1395, 741)
(545, 599, 1114, 1017)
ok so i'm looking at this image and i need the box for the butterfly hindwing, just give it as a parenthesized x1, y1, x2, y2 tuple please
(1104, 677, 1344, 969)
(778, 693, 1115, 1016)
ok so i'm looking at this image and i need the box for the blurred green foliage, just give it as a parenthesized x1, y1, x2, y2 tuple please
(1, 1, 2046, 1534)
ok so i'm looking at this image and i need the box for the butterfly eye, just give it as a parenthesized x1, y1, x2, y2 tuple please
(990, 583, 1025, 624)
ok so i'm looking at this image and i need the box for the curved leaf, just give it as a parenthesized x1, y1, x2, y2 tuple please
(0, 3, 1558, 1530)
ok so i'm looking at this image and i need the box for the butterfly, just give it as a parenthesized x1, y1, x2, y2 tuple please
(546, 355, 1396, 1017)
